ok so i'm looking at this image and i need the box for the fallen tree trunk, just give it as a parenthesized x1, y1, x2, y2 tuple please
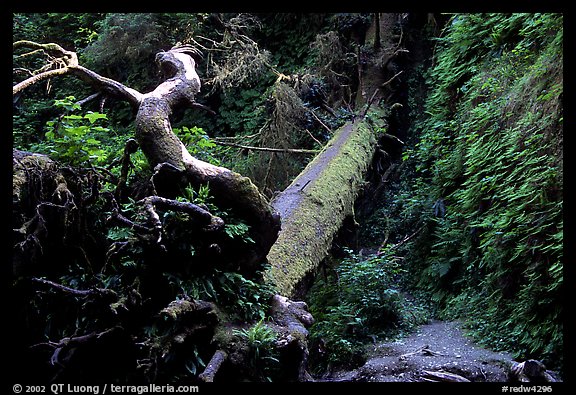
(265, 108, 388, 297)
(198, 350, 228, 382)
(421, 370, 471, 383)
(264, 13, 406, 299)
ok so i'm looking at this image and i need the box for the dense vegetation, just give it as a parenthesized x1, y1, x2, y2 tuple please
(404, 13, 563, 369)
(12, 12, 369, 383)
(12, 12, 563, 382)
(305, 13, 563, 375)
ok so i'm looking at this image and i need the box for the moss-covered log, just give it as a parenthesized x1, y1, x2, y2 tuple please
(265, 109, 388, 297)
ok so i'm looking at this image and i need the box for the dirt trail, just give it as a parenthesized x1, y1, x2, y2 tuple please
(317, 320, 516, 382)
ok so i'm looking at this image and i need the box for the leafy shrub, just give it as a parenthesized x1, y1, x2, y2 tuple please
(307, 249, 429, 371)
(31, 96, 110, 166)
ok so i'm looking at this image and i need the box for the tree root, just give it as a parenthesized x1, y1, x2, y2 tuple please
(139, 196, 224, 232)
(31, 326, 123, 367)
(509, 360, 558, 383)
(269, 295, 315, 381)
(31, 277, 118, 301)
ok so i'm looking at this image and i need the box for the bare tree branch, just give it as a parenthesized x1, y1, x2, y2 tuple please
(213, 140, 319, 155)
(13, 40, 142, 106)
(32, 277, 118, 300)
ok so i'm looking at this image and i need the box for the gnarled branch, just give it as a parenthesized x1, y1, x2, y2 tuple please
(13, 40, 142, 106)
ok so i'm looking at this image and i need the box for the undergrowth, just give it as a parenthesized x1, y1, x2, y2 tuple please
(306, 248, 430, 373)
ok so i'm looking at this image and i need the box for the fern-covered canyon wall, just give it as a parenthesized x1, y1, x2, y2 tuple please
(393, 13, 563, 368)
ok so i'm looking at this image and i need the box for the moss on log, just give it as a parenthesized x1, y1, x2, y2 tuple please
(265, 109, 388, 297)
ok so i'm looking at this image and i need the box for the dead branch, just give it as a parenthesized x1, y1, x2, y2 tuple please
(320, 102, 337, 117)
(45, 327, 122, 366)
(190, 102, 216, 115)
(381, 70, 404, 87)
(307, 108, 332, 134)
(139, 196, 225, 232)
(380, 225, 425, 254)
(400, 344, 446, 360)
(213, 140, 319, 155)
(104, 193, 153, 234)
(421, 370, 471, 383)
(13, 41, 78, 96)
(76, 92, 101, 107)
(304, 129, 323, 147)
(13, 67, 70, 96)
(198, 350, 228, 382)
(380, 132, 405, 146)
(31, 277, 118, 300)
(361, 88, 383, 117)
(13, 40, 142, 105)
(114, 139, 139, 201)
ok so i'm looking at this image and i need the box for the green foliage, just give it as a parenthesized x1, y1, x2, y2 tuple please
(157, 183, 274, 321)
(165, 269, 274, 323)
(224, 221, 255, 244)
(173, 126, 221, 165)
(32, 96, 111, 166)
(216, 85, 270, 137)
(233, 319, 279, 381)
(14, 168, 277, 382)
(337, 251, 405, 327)
(13, 99, 59, 150)
(234, 319, 277, 357)
(11, 12, 386, 383)
(258, 14, 328, 72)
(307, 249, 430, 371)
(13, 13, 105, 49)
(397, 13, 563, 370)
(82, 13, 171, 91)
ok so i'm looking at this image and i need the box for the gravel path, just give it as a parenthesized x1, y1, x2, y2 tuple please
(318, 320, 516, 382)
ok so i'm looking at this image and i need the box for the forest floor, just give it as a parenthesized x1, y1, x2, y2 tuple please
(315, 320, 516, 382)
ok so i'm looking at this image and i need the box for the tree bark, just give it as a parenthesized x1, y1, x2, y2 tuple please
(198, 350, 228, 382)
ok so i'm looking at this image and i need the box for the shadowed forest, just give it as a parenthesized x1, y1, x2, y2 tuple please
(11, 12, 564, 385)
